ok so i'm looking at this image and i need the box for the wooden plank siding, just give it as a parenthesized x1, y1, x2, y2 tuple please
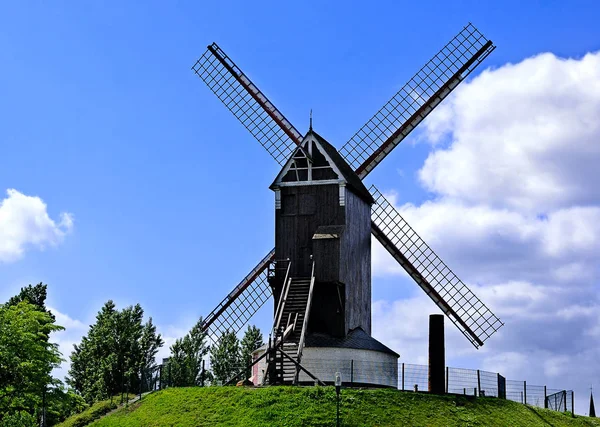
(273, 179, 371, 337)
(340, 189, 372, 335)
(275, 184, 344, 278)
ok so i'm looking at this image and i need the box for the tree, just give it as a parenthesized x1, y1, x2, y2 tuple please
(67, 301, 163, 403)
(168, 318, 210, 387)
(7, 283, 54, 315)
(240, 326, 263, 379)
(0, 301, 63, 422)
(210, 330, 241, 384)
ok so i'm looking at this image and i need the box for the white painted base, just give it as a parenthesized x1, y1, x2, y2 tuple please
(252, 346, 398, 387)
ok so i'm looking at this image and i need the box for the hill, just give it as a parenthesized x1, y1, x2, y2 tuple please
(77, 387, 599, 427)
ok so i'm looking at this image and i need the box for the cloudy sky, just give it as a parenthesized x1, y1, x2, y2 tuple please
(1, 0, 599, 415)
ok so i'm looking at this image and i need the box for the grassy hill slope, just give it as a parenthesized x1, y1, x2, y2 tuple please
(83, 387, 599, 427)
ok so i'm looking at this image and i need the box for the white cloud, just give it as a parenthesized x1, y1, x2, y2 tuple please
(419, 51, 600, 213)
(0, 189, 73, 262)
(371, 50, 600, 415)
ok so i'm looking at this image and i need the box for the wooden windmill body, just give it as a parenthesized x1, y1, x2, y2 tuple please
(262, 130, 399, 385)
(272, 130, 374, 336)
(193, 23, 504, 386)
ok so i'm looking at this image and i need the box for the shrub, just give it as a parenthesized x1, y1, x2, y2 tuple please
(57, 400, 117, 427)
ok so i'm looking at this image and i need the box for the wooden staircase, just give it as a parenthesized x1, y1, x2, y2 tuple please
(263, 258, 318, 386)
(279, 277, 311, 383)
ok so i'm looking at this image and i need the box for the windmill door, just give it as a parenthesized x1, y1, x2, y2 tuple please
(298, 246, 312, 277)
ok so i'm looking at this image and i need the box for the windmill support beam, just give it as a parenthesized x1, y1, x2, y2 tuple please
(371, 222, 484, 348)
(204, 44, 303, 146)
(355, 40, 494, 180)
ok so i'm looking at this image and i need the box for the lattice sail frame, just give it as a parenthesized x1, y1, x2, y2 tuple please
(192, 43, 300, 165)
(193, 23, 503, 349)
(369, 186, 503, 347)
(340, 23, 495, 179)
(201, 250, 274, 343)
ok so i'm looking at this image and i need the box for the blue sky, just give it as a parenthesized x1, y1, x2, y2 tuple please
(2, 0, 600, 414)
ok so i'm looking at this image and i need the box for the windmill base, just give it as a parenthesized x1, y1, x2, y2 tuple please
(252, 328, 399, 387)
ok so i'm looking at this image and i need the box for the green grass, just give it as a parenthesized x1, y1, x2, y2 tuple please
(69, 387, 600, 427)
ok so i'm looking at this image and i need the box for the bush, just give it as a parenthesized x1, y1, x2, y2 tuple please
(57, 400, 117, 427)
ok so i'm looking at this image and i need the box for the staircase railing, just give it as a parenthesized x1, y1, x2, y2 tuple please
(293, 259, 316, 384)
(271, 259, 292, 346)
(272, 260, 291, 332)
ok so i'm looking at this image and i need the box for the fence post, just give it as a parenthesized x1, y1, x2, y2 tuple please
(201, 360, 206, 387)
(524, 381, 527, 405)
(571, 391, 574, 416)
(477, 370, 481, 397)
(497, 374, 506, 399)
(351, 360, 354, 386)
(401, 363, 405, 391)
(159, 365, 162, 390)
(168, 363, 172, 388)
(544, 386, 547, 408)
(474, 387, 477, 397)
(563, 391, 567, 413)
(445, 367, 449, 393)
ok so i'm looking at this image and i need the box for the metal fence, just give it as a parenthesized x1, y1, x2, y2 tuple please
(147, 359, 575, 415)
(399, 363, 574, 413)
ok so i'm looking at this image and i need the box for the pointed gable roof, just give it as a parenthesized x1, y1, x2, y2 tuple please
(271, 129, 374, 205)
(310, 130, 374, 204)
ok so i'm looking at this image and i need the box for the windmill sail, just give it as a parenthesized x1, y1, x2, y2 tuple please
(192, 43, 301, 165)
(201, 249, 274, 343)
(340, 23, 495, 179)
(369, 186, 503, 348)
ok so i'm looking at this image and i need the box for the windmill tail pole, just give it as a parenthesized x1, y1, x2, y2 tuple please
(428, 314, 445, 394)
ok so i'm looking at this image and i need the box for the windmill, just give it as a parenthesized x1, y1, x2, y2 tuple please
(192, 23, 503, 385)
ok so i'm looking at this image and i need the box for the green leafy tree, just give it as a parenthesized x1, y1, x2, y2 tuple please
(7, 282, 55, 321)
(210, 330, 242, 384)
(240, 326, 263, 379)
(168, 318, 210, 386)
(67, 301, 163, 403)
(0, 411, 37, 427)
(0, 301, 63, 422)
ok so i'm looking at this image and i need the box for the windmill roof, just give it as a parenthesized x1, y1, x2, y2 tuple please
(270, 129, 374, 205)
(309, 130, 375, 204)
(305, 327, 399, 357)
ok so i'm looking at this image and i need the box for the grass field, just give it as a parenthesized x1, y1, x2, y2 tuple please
(68, 386, 600, 427)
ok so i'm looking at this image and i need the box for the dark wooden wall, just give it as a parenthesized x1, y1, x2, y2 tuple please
(274, 183, 371, 337)
(340, 189, 372, 334)
(275, 184, 344, 278)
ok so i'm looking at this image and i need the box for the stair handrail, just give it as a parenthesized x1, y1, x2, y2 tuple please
(294, 259, 316, 384)
(272, 259, 292, 339)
